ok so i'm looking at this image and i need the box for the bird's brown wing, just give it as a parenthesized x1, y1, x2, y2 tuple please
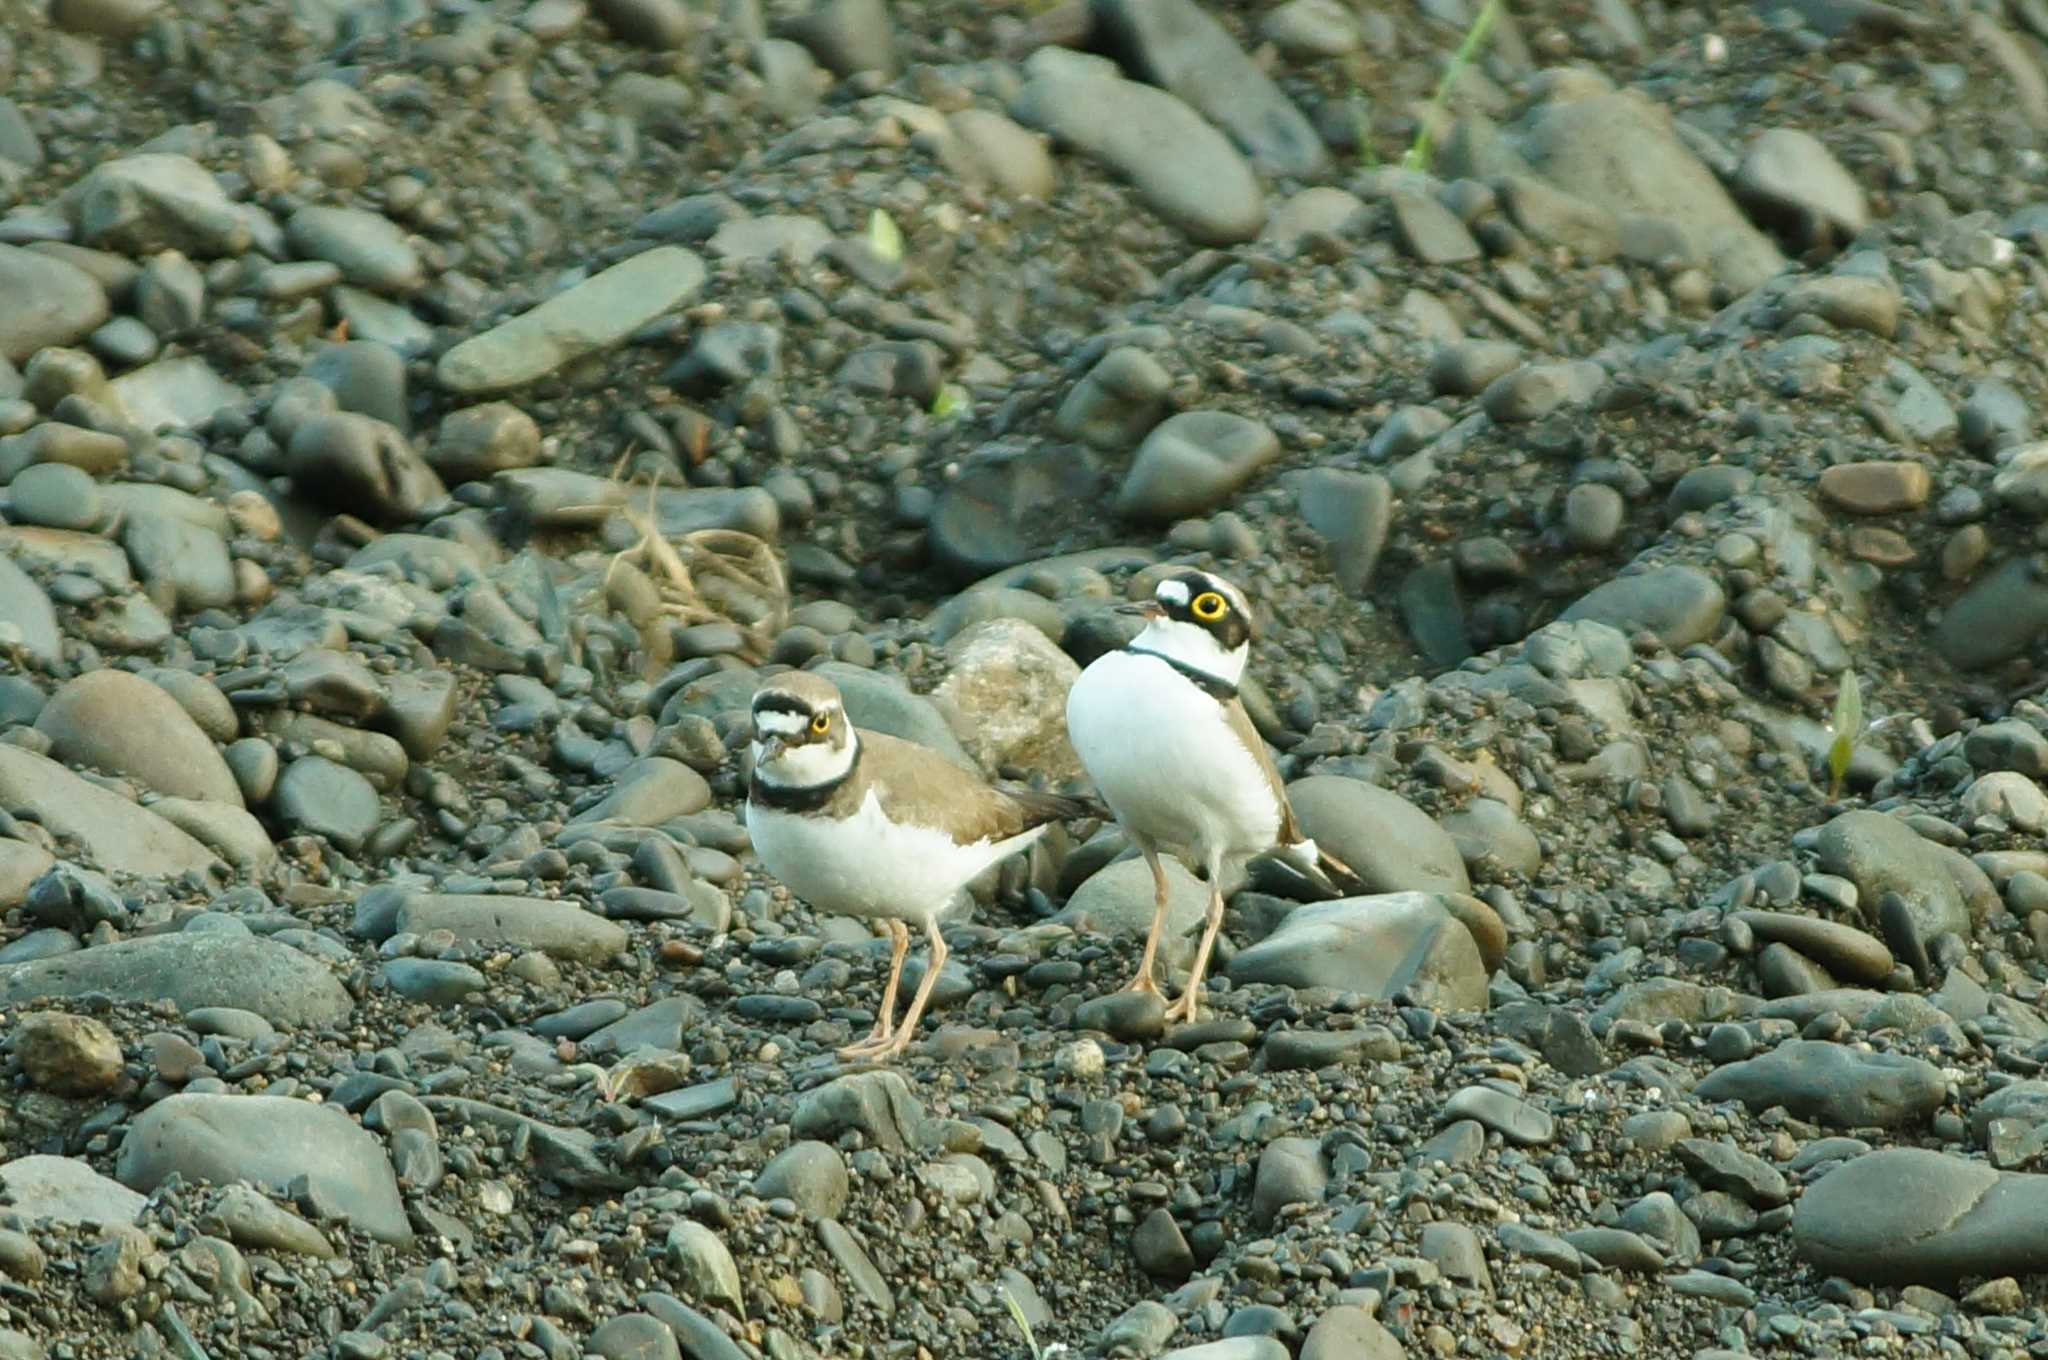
(1222, 699, 1367, 896)
(859, 730, 1091, 843)
(1222, 697, 1303, 844)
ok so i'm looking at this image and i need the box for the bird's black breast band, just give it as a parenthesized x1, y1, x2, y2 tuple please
(1124, 645, 1239, 701)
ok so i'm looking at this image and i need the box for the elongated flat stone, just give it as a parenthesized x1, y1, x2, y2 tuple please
(0, 745, 218, 878)
(1011, 65, 1264, 245)
(436, 246, 706, 394)
(393, 894, 628, 964)
(0, 933, 351, 1028)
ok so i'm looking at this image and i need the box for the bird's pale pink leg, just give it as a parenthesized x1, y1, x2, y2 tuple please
(838, 919, 910, 1059)
(1164, 873, 1227, 1025)
(1119, 846, 1170, 997)
(876, 918, 948, 1060)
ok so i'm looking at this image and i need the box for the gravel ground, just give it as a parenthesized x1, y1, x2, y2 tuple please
(8, 0, 2048, 1358)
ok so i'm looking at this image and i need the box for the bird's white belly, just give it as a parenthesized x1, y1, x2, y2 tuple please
(1067, 650, 1281, 859)
(746, 790, 1043, 927)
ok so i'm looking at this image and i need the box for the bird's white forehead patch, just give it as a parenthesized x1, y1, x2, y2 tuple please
(753, 710, 810, 736)
(1155, 578, 1191, 606)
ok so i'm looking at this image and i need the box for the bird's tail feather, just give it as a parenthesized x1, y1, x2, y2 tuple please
(1273, 838, 1367, 900)
(1005, 787, 1108, 828)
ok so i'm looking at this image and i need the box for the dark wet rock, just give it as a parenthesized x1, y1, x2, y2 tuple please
(285, 413, 446, 526)
(929, 443, 1100, 584)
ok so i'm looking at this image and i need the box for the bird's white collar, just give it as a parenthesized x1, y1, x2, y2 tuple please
(1128, 617, 1248, 689)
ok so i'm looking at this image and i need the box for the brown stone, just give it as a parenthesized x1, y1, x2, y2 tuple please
(1818, 460, 1932, 514)
(1848, 526, 1917, 566)
(14, 1012, 125, 1096)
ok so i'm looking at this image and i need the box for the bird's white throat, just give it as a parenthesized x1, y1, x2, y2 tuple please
(754, 732, 858, 788)
(1129, 617, 1247, 687)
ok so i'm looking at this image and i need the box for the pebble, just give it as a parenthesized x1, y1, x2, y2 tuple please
(1116, 411, 1279, 522)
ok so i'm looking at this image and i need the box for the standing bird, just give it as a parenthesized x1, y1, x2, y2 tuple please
(1065, 569, 1362, 1023)
(746, 671, 1092, 1061)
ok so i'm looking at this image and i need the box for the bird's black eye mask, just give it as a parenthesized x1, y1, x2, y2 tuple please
(1160, 574, 1252, 650)
(752, 694, 835, 741)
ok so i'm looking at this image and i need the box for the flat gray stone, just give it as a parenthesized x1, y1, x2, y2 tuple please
(1560, 564, 1726, 650)
(1791, 1148, 2048, 1284)
(1115, 411, 1280, 522)
(1011, 62, 1264, 245)
(1286, 775, 1470, 895)
(437, 247, 707, 395)
(1506, 91, 1785, 293)
(285, 205, 424, 294)
(393, 894, 629, 964)
(1813, 809, 1975, 945)
(272, 755, 382, 852)
(0, 552, 61, 667)
(1228, 892, 1488, 1010)
(0, 1155, 147, 1230)
(117, 1093, 411, 1245)
(61, 153, 252, 257)
(0, 933, 351, 1028)
(0, 244, 109, 364)
(1693, 1039, 1944, 1129)
(0, 745, 219, 878)
(1094, 0, 1328, 177)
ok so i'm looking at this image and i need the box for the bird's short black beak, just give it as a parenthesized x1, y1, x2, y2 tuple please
(756, 734, 786, 763)
(1116, 600, 1166, 620)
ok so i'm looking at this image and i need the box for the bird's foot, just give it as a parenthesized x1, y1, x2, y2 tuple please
(1162, 987, 1203, 1025)
(1119, 971, 1164, 998)
(835, 1026, 897, 1061)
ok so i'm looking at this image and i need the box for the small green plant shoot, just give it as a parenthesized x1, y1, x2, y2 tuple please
(1404, 0, 1504, 173)
(867, 208, 905, 264)
(1826, 669, 1862, 799)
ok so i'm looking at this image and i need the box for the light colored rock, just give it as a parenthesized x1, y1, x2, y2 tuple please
(117, 1093, 412, 1245)
(0, 933, 351, 1028)
(437, 246, 707, 394)
(0, 745, 219, 878)
(36, 669, 243, 806)
(0, 1155, 147, 1230)
(934, 617, 1083, 783)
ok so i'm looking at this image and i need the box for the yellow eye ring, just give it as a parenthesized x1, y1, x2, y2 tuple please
(1191, 591, 1227, 621)
(810, 711, 831, 735)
